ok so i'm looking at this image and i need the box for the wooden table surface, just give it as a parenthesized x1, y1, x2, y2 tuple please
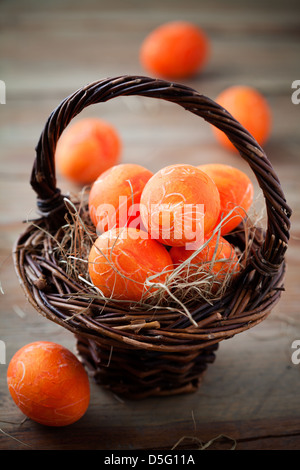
(1, 0, 300, 451)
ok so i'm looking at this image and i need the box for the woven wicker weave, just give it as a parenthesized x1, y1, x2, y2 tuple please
(13, 75, 292, 399)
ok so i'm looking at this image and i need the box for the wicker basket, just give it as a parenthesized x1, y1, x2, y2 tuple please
(13, 75, 292, 399)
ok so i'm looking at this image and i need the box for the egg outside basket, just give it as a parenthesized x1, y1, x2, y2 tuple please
(13, 75, 292, 399)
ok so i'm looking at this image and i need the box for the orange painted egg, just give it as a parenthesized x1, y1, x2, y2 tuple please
(197, 163, 254, 235)
(88, 227, 173, 302)
(7, 341, 90, 427)
(140, 164, 220, 247)
(55, 117, 121, 185)
(89, 163, 153, 234)
(140, 21, 209, 79)
(212, 86, 271, 152)
(170, 233, 240, 287)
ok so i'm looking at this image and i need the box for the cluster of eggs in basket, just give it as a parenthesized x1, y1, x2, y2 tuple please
(54, 108, 259, 304)
(52, 82, 271, 305)
(87, 160, 254, 302)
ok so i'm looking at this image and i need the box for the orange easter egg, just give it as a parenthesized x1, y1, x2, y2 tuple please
(88, 227, 173, 302)
(197, 163, 254, 235)
(170, 233, 240, 286)
(55, 117, 121, 185)
(212, 86, 271, 152)
(88, 163, 153, 234)
(140, 21, 209, 79)
(140, 164, 220, 247)
(7, 341, 90, 427)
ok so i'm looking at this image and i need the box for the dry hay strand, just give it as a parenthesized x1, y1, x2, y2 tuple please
(172, 433, 237, 450)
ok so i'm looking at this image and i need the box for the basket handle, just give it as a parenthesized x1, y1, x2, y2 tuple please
(31, 75, 292, 270)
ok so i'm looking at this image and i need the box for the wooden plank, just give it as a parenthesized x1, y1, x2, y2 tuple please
(0, 0, 299, 451)
(1, 0, 299, 98)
